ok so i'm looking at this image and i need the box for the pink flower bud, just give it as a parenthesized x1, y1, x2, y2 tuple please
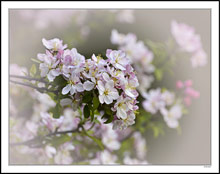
(184, 80, 193, 87)
(176, 80, 183, 89)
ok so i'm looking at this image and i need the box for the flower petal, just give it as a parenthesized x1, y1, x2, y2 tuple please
(76, 83, 84, 92)
(83, 81, 95, 91)
(62, 84, 71, 95)
(104, 95, 113, 104)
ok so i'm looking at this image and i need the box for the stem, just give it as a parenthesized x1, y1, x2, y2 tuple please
(10, 75, 47, 83)
(10, 79, 58, 94)
(10, 127, 80, 147)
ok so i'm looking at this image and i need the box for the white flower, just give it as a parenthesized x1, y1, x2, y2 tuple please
(107, 50, 130, 70)
(113, 111, 135, 130)
(99, 150, 117, 164)
(62, 74, 84, 95)
(142, 88, 165, 114)
(171, 20, 202, 53)
(40, 112, 64, 132)
(114, 96, 129, 119)
(102, 124, 121, 151)
(111, 29, 136, 45)
(42, 38, 67, 51)
(54, 142, 75, 164)
(38, 52, 61, 81)
(97, 80, 119, 104)
(161, 90, 175, 106)
(45, 145, 56, 158)
(191, 49, 207, 68)
(123, 77, 139, 98)
(160, 104, 183, 128)
(83, 80, 95, 91)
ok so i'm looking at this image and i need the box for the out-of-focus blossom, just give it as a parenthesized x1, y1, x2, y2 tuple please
(176, 80, 200, 106)
(171, 20, 202, 53)
(116, 10, 135, 23)
(142, 88, 165, 114)
(171, 20, 208, 68)
(45, 145, 56, 158)
(54, 142, 75, 164)
(161, 91, 175, 106)
(90, 150, 118, 164)
(10, 64, 28, 76)
(191, 49, 207, 68)
(40, 112, 64, 132)
(133, 132, 147, 160)
(101, 124, 121, 151)
(123, 155, 148, 164)
(160, 104, 183, 128)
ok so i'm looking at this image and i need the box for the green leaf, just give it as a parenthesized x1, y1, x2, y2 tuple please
(82, 132, 104, 150)
(31, 58, 41, 64)
(53, 75, 67, 88)
(82, 91, 93, 103)
(104, 114, 114, 124)
(49, 103, 62, 119)
(154, 68, 163, 81)
(49, 134, 72, 147)
(93, 97, 99, 110)
(83, 105, 90, 118)
(30, 64, 37, 77)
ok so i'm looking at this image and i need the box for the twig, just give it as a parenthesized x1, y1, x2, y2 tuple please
(10, 80, 58, 93)
(10, 127, 80, 148)
(10, 75, 47, 83)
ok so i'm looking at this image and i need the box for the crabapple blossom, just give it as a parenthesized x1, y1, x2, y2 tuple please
(37, 38, 139, 130)
(101, 124, 121, 151)
(106, 50, 130, 71)
(160, 104, 183, 128)
(40, 112, 64, 132)
(191, 49, 207, 68)
(97, 80, 119, 104)
(171, 20, 202, 53)
(42, 38, 67, 51)
(62, 74, 84, 95)
(142, 88, 165, 114)
(176, 80, 200, 106)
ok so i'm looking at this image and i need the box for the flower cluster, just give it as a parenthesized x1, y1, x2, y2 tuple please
(37, 38, 139, 130)
(176, 80, 200, 106)
(143, 88, 183, 128)
(111, 29, 155, 96)
(171, 20, 207, 68)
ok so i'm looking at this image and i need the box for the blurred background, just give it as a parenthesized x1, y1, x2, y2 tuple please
(9, 9, 211, 165)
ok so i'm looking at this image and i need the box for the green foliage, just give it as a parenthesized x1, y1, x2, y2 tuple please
(48, 134, 72, 148)
(29, 64, 37, 77)
(31, 58, 41, 64)
(82, 91, 93, 103)
(83, 105, 90, 118)
(154, 68, 163, 81)
(93, 96, 100, 110)
(49, 103, 62, 119)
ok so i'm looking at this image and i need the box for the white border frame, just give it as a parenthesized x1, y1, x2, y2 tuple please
(1, 1, 219, 173)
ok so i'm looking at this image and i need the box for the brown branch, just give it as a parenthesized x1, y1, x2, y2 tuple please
(10, 127, 80, 148)
(10, 75, 47, 83)
(10, 79, 58, 94)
